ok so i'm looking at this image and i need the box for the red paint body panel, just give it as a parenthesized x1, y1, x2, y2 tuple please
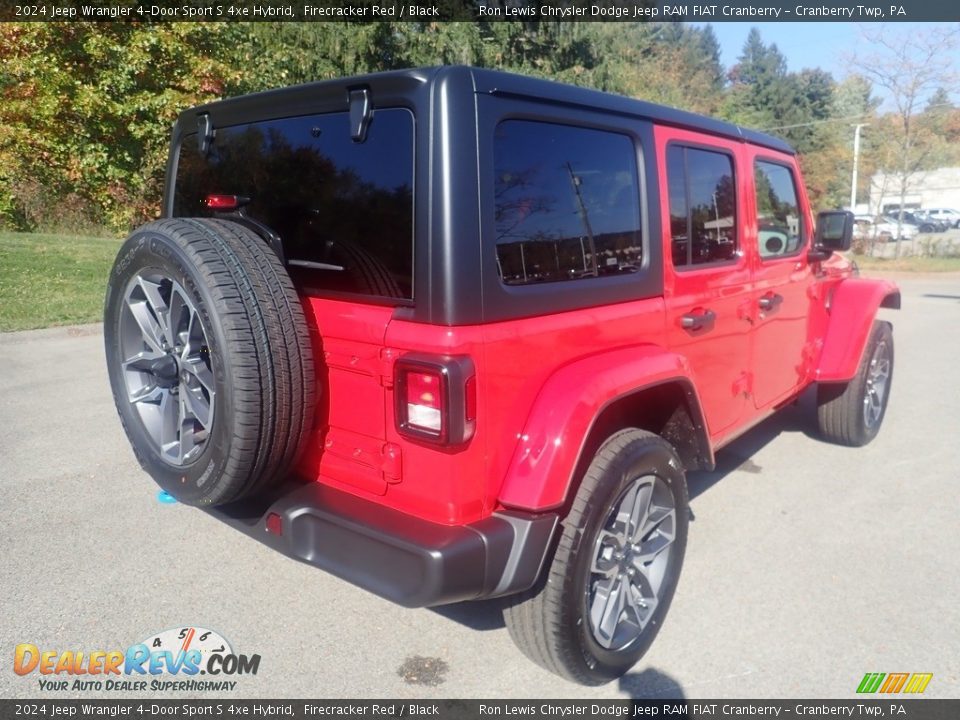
(295, 297, 394, 498)
(740, 143, 818, 410)
(497, 344, 697, 511)
(290, 129, 896, 527)
(815, 278, 900, 383)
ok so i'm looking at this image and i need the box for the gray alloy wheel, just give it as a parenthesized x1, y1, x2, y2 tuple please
(863, 337, 891, 430)
(119, 272, 215, 466)
(502, 428, 688, 685)
(587, 474, 677, 651)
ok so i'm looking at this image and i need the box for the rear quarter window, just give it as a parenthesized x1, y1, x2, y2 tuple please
(493, 120, 643, 286)
(174, 108, 414, 300)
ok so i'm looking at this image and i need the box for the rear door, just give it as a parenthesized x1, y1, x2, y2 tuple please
(657, 126, 754, 438)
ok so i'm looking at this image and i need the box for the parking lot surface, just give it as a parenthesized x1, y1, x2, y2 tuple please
(1, 275, 958, 699)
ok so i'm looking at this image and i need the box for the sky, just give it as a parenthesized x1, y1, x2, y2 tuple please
(691, 22, 960, 105)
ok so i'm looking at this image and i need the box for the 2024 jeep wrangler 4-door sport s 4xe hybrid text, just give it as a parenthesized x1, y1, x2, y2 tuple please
(104, 67, 899, 685)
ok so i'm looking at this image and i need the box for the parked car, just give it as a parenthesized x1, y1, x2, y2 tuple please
(900, 210, 947, 233)
(923, 208, 960, 229)
(855, 214, 918, 241)
(879, 215, 923, 239)
(103, 67, 899, 685)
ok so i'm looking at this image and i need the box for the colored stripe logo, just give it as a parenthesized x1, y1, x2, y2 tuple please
(857, 672, 932, 694)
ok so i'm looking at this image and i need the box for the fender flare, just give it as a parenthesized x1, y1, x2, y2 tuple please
(816, 278, 900, 383)
(497, 345, 709, 512)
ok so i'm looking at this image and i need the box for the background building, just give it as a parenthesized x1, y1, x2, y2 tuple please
(869, 167, 960, 214)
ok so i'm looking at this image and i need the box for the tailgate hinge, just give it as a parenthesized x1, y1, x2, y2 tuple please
(378, 348, 397, 388)
(380, 442, 402, 483)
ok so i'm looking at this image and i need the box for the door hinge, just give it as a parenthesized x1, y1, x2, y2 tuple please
(379, 347, 397, 388)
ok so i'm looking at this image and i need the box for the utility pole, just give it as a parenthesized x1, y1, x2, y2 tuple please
(850, 123, 869, 212)
(566, 162, 598, 277)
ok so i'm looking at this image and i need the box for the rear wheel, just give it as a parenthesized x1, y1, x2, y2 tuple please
(817, 321, 893, 447)
(104, 218, 316, 506)
(503, 429, 689, 685)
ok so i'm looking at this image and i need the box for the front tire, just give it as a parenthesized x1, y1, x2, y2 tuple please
(817, 321, 893, 447)
(503, 429, 689, 685)
(104, 218, 316, 506)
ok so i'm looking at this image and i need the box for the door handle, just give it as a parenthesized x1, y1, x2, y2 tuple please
(758, 293, 783, 311)
(680, 309, 716, 332)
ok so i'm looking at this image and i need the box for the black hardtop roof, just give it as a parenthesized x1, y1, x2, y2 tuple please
(181, 65, 794, 156)
(469, 67, 794, 155)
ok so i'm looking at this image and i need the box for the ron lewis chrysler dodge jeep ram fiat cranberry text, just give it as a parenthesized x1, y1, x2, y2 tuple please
(104, 67, 899, 684)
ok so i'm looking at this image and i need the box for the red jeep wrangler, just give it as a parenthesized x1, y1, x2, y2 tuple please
(104, 67, 899, 685)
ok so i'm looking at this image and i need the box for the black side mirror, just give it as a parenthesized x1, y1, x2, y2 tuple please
(809, 210, 854, 262)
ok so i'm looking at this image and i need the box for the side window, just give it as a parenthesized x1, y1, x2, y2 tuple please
(667, 145, 738, 269)
(493, 120, 642, 286)
(754, 160, 803, 259)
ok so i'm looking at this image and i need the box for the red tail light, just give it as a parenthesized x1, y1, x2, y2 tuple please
(204, 194, 249, 211)
(405, 370, 444, 433)
(395, 355, 476, 445)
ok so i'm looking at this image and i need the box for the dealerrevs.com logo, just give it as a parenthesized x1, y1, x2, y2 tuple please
(13, 626, 260, 692)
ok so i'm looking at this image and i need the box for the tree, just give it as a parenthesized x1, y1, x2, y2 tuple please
(825, 75, 881, 212)
(0, 23, 237, 231)
(850, 25, 960, 256)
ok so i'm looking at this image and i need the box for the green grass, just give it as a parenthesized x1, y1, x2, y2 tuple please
(853, 255, 960, 273)
(2, 231, 957, 333)
(0, 232, 122, 332)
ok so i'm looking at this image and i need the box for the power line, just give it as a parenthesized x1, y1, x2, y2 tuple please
(760, 102, 957, 132)
(761, 113, 869, 131)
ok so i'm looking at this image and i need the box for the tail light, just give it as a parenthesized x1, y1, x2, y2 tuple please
(204, 194, 250, 211)
(395, 355, 476, 445)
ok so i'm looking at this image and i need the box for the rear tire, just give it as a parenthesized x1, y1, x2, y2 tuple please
(817, 321, 893, 447)
(104, 218, 316, 506)
(503, 429, 689, 685)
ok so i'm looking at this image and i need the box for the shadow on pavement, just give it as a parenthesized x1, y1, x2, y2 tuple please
(429, 597, 506, 631)
(687, 387, 817, 502)
(618, 666, 687, 699)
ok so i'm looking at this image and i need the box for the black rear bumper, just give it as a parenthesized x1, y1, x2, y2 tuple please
(205, 481, 558, 608)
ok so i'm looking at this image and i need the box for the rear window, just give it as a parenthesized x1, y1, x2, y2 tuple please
(174, 108, 414, 299)
(493, 120, 643, 286)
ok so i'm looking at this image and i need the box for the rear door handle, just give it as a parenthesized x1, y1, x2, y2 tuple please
(758, 293, 783, 311)
(680, 309, 716, 332)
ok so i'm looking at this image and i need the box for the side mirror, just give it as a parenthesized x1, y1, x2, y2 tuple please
(809, 210, 854, 262)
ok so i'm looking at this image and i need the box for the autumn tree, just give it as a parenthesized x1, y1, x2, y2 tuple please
(851, 25, 960, 256)
(0, 23, 237, 231)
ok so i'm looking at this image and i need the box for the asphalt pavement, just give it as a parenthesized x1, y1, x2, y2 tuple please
(1, 275, 958, 700)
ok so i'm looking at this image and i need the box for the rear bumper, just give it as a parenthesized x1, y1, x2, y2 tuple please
(205, 481, 558, 608)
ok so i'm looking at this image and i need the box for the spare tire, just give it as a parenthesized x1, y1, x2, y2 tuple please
(104, 218, 316, 506)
